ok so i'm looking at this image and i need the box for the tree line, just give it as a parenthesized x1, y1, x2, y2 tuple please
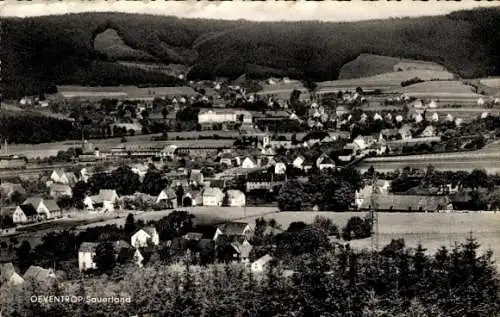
(277, 167, 363, 211)
(3, 235, 498, 317)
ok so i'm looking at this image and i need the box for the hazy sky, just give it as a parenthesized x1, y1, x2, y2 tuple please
(0, 0, 498, 21)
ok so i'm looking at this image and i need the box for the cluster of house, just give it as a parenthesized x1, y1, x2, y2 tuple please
(78, 221, 277, 274)
(6, 197, 62, 224)
(0, 262, 58, 289)
(78, 226, 160, 271)
(354, 179, 455, 213)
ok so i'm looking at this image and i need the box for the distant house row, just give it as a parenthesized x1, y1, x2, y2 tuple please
(0, 263, 57, 288)
(78, 221, 276, 274)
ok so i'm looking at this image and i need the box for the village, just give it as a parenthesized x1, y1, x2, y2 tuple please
(1, 74, 500, 297)
(2, 2, 500, 315)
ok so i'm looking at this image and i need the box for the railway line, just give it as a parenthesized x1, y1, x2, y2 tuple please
(0, 161, 100, 178)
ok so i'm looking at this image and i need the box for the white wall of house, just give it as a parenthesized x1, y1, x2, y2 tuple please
(134, 249, 144, 268)
(213, 228, 224, 241)
(7, 272, 24, 286)
(13, 207, 27, 224)
(203, 190, 224, 206)
(78, 251, 96, 271)
(251, 260, 267, 273)
(150, 231, 160, 245)
(198, 111, 236, 124)
(228, 193, 246, 207)
(274, 163, 287, 174)
(131, 231, 151, 248)
(103, 201, 115, 212)
(36, 203, 52, 219)
(319, 163, 335, 171)
(353, 138, 367, 151)
(131, 230, 159, 248)
(241, 158, 257, 169)
(83, 197, 94, 210)
(203, 195, 223, 206)
(293, 157, 304, 169)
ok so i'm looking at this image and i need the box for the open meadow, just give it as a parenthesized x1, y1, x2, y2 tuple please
(338, 54, 448, 80)
(77, 206, 279, 230)
(479, 77, 500, 89)
(394, 80, 483, 105)
(317, 70, 454, 93)
(256, 81, 311, 100)
(358, 149, 500, 174)
(241, 211, 500, 269)
(55, 85, 197, 100)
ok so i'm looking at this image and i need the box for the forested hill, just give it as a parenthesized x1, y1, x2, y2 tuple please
(2, 7, 500, 98)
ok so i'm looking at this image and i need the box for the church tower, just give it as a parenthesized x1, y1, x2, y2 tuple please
(262, 126, 271, 148)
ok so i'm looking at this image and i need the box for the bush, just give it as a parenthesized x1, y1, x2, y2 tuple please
(342, 216, 372, 241)
(401, 77, 424, 87)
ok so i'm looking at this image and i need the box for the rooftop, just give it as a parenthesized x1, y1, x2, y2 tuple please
(217, 222, 250, 236)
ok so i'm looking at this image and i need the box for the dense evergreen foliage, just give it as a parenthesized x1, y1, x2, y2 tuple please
(3, 8, 500, 98)
(0, 113, 79, 144)
(2, 236, 498, 317)
(277, 167, 363, 211)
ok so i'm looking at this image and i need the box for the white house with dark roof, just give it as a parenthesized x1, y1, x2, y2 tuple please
(0, 182, 26, 200)
(22, 197, 61, 219)
(49, 183, 73, 198)
(241, 157, 258, 169)
(0, 263, 24, 286)
(131, 226, 160, 248)
(189, 169, 204, 186)
(50, 169, 78, 185)
(230, 240, 253, 263)
(213, 222, 253, 242)
(84, 189, 119, 212)
(355, 180, 391, 209)
(420, 125, 437, 137)
(156, 187, 177, 207)
(251, 254, 274, 273)
(274, 162, 287, 174)
(226, 190, 246, 207)
(202, 187, 224, 206)
(78, 242, 99, 271)
(12, 204, 38, 224)
(23, 266, 56, 284)
(292, 155, 305, 169)
(359, 194, 451, 212)
(316, 154, 336, 171)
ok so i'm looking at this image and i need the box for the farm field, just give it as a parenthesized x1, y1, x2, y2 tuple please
(118, 61, 189, 77)
(256, 81, 310, 100)
(339, 54, 447, 80)
(55, 85, 197, 100)
(77, 206, 279, 230)
(357, 149, 500, 174)
(479, 77, 500, 89)
(357, 159, 500, 174)
(316, 70, 454, 94)
(394, 81, 482, 105)
(397, 81, 476, 94)
(241, 211, 500, 269)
